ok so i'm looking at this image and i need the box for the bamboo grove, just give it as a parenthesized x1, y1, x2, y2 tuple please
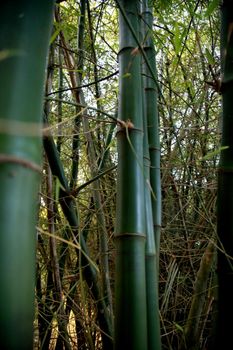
(0, 0, 232, 349)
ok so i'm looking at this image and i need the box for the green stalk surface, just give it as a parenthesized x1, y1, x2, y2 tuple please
(0, 1, 54, 348)
(216, 1, 233, 348)
(141, 1, 161, 348)
(114, 1, 147, 349)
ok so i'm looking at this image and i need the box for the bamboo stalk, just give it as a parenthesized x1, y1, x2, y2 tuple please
(182, 241, 215, 350)
(141, 1, 161, 348)
(215, 1, 233, 348)
(0, 2, 55, 348)
(114, 1, 147, 349)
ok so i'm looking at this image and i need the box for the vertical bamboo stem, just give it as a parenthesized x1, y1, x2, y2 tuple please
(114, 1, 147, 349)
(215, 1, 233, 348)
(0, 1, 55, 348)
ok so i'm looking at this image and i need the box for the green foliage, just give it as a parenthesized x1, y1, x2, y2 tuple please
(205, 47, 215, 65)
(205, 0, 219, 17)
(202, 146, 229, 160)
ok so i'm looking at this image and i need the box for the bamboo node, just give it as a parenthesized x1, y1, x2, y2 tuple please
(115, 232, 146, 239)
(117, 119, 134, 129)
(0, 154, 41, 173)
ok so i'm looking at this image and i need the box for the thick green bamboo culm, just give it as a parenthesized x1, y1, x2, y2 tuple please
(141, 1, 161, 348)
(142, 1, 161, 252)
(215, 1, 233, 348)
(0, 1, 55, 349)
(142, 99, 161, 350)
(114, 1, 147, 349)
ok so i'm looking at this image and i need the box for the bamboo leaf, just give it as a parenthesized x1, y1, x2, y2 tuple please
(173, 24, 187, 55)
(202, 146, 229, 160)
(174, 323, 184, 333)
(205, 48, 215, 65)
(173, 23, 181, 54)
(205, 0, 219, 17)
(50, 26, 61, 44)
